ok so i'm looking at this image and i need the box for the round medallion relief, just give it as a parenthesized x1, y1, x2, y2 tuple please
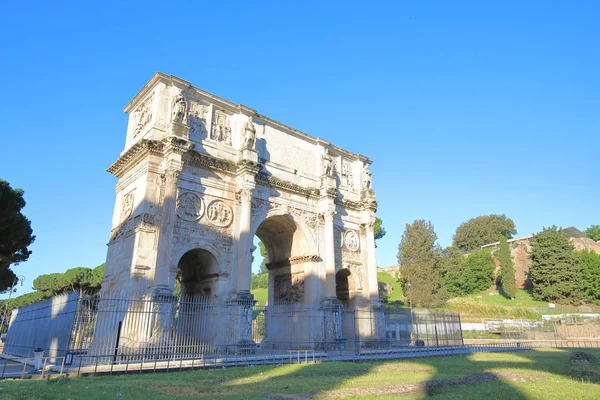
(344, 230, 360, 252)
(176, 192, 205, 221)
(206, 200, 233, 227)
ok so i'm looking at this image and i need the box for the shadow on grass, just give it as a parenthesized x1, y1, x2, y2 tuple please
(2, 348, 600, 399)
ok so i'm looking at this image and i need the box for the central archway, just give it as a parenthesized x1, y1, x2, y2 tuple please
(255, 214, 311, 305)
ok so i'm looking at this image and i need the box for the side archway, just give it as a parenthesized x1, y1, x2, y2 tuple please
(177, 248, 219, 299)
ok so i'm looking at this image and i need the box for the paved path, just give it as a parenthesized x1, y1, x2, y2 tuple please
(0, 359, 41, 379)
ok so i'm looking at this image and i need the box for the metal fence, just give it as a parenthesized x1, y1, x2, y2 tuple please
(2, 293, 463, 373)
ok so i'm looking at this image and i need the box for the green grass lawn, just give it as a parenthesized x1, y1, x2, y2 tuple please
(252, 272, 404, 306)
(1, 349, 599, 399)
(465, 289, 548, 308)
(251, 287, 268, 305)
(377, 271, 405, 305)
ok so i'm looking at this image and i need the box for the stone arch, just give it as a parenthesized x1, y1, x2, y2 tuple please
(171, 240, 228, 276)
(176, 248, 220, 299)
(253, 213, 313, 305)
(250, 207, 318, 256)
(335, 268, 356, 303)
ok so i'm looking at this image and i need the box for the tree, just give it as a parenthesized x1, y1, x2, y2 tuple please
(529, 226, 582, 304)
(438, 246, 470, 297)
(463, 249, 496, 293)
(453, 214, 516, 252)
(397, 220, 447, 307)
(577, 250, 600, 301)
(257, 241, 268, 274)
(32, 265, 104, 295)
(585, 225, 600, 242)
(497, 236, 516, 299)
(0, 179, 35, 291)
(374, 217, 386, 241)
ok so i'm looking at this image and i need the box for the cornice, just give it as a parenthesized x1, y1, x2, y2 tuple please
(334, 197, 364, 211)
(267, 254, 322, 270)
(109, 213, 158, 243)
(124, 72, 191, 114)
(182, 150, 237, 174)
(107, 139, 164, 177)
(124, 72, 373, 163)
(255, 172, 320, 198)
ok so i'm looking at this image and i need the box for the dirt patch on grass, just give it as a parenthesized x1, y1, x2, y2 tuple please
(152, 384, 248, 397)
(312, 372, 548, 398)
(372, 364, 433, 373)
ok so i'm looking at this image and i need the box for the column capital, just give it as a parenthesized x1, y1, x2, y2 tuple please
(161, 169, 181, 184)
(236, 187, 254, 203)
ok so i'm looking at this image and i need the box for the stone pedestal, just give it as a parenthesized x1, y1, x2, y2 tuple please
(168, 121, 190, 140)
(321, 297, 344, 351)
(239, 148, 258, 164)
(227, 292, 257, 354)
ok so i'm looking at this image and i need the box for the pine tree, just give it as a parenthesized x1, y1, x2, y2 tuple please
(497, 236, 516, 299)
(397, 220, 448, 307)
(529, 226, 582, 304)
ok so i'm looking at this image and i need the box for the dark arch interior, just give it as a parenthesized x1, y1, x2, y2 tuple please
(255, 214, 309, 304)
(255, 215, 298, 264)
(178, 249, 218, 298)
(336, 269, 355, 303)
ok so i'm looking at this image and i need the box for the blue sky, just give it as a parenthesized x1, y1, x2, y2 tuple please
(1, 1, 598, 297)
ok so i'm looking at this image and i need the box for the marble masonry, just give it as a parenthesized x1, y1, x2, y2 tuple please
(96, 73, 382, 352)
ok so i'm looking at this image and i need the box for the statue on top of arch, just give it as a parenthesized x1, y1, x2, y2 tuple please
(243, 115, 256, 150)
(171, 89, 189, 124)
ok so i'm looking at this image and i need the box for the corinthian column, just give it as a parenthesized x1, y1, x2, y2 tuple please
(364, 214, 380, 304)
(324, 209, 337, 299)
(236, 187, 254, 299)
(153, 169, 180, 294)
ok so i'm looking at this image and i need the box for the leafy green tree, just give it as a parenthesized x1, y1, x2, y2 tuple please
(257, 241, 268, 274)
(453, 214, 516, 252)
(439, 246, 470, 297)
(397, 220, 448, 307)
(463, 249, 496, 293)
(32, 265, 104, 295)
(577, 250, 600, 301)
(585, 225, 600, 241)
(529, 226, 582, 304)
(497, 236, 516, 299)
(0, 179, 35, 291)
(251, 272, 268, 289)
(374, 217, 386, 241)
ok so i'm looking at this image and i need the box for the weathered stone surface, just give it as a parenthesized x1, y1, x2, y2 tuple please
(97, 72, 383, 348)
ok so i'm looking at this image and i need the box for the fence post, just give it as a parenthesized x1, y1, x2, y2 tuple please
(457, 313, 464, 346)
(322, 306, 327, 353)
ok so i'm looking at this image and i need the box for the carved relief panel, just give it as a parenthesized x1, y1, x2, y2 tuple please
(176, 192, 234, 227)
(274, 272, 305, 304)
(131, 93, 154, 137)
(120, 191, 135, 223)
(206, 200, 233, 227)
(341, 161, 355, 190)
(187, 101, 208, 141)
(210, 109, 232, 145)
(176, 192, 205, 221)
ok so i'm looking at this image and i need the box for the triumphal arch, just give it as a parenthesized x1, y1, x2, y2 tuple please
(103, 72, 380, 309)
(96, 73, 381, 354)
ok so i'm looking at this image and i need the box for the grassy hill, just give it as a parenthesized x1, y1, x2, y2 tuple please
(377, 270, 405, 306)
